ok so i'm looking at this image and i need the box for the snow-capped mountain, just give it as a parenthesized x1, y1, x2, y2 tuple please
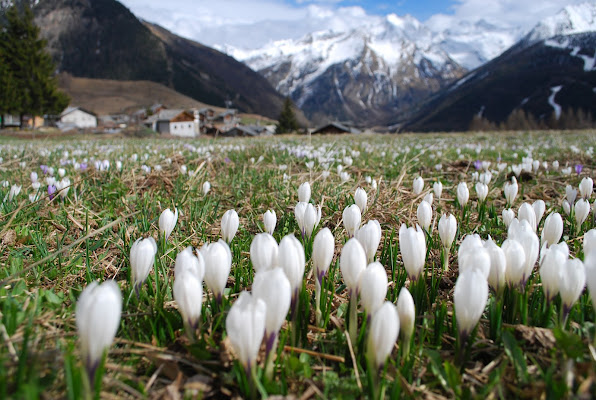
(219, 2, 596, 127)
(428, 19, 523, 69)
(229, 14, 466, 126)
(401, 3, 596, 132)
(524, 2, 596, 44)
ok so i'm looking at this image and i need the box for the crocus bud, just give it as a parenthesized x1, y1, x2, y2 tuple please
(566, 185, 577, 205)
(399, 224, 426, 281)
(502, 239, 526, 288)
(438, 213, 457, 249)
(295, 201, 307, 237)
(354, 187, 367, 213)
(30, 171, 38, 182)
(412, 176, 424, 195)
(367, 301, 399, 369)
(298, 182, 311, 203)
(504, 177, 518, 205)
(174, 246, 205, 281)
(252, 267, 291, 355)
(424, 192, 434, 204)
(8, 185, 21, 201)
(583, 251, 596, 306)
(433, 181, 443, 199)
(159, 208, 178, 241)
(484, 238, 506, 292)
(575, 199, 590, 227)
(457, 182, 469, 207)
(562, 199, 571, 216)
(250, 233, 278, 272)
(359, 262, 388, 316)
(343, 204, 361, 238)
(76, 280, 122, 380)
(174, 268, 203, 331)
(584, 229, 596, 256)
(539, 243, 568, 302)
(340, 238, 367, 294)
(221, 209, 239, 243)
(200, 240, 232, 302)
(312, 227, 335, 285)
(459, 242, 491, 279)
(303, 203, 321, 238)
(475, 182, 488, 202)
(130, 237, 157, 292)
(278, 234, 305, 308)
(580, 177, 593, 199)
(454, 269, 488, 339)
(533, 200, 546, 226)
(355, 220, 382, 263)
(417, 200, 432, 233)
(541, 212, 563, 247)
(518, 202, 537, 232)
(58, 168, 66, 177)
(396, 287, 415, 343)
(202, 181, 211, 195)
(226, 291, 267, 375)
(502, 208, 515, 228)
(559, 258, 586, 319)
(263, 210, 276, 235)
(508, 219, 539, 287)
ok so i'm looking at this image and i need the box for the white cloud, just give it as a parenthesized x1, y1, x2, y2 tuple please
(429, 0, 588, 30)
(119, 0, 593, 49)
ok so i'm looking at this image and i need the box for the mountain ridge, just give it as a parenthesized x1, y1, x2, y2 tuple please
(33, 0, 304, 123)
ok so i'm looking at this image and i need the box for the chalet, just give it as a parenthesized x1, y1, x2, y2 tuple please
(58, 107, 98, 129)
(1, 114, 22, 127)
(214, 109, 238, 127)
(197, 108, 215, 123)
(311, 122, 361, 135)
(221, 125, 259, 137)
(144, 109, 198, 137)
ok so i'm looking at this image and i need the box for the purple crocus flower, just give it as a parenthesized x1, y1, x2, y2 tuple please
(576, 164, 583, 175)
(48, 185, 56, 200)
(80, 163, 88, 171)
(474, 160, 482, 170)
(224, 157, 231, 164)
(40, 165, 49, 174)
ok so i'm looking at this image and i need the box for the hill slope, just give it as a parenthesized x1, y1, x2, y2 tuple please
(33, 0, 298, 121)
(57, 74, 222, 115)
(400, 31, 596, 132)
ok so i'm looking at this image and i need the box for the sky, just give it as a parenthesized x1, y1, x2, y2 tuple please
(118, 0, 588, 49)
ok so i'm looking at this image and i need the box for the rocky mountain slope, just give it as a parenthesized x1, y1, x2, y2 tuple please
(400, 30, 596, 132)
(33, 0, 301, 121)
(233, 14, 466, 126)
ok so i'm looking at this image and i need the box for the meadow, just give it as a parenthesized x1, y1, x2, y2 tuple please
(1, 131, 596, 399)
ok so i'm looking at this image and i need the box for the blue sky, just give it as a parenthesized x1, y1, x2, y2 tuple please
(288, 0, 456, 21)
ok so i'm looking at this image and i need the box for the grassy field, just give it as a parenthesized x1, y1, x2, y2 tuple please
(1, 131, 596, 399)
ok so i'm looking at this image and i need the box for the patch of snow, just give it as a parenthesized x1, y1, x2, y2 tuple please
(526, 2, 596, 43)
(548, 85, 563, 120)
(578, 50, 596, 71)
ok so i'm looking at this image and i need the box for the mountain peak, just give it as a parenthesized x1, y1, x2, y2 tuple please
(525, 1, 596, 43)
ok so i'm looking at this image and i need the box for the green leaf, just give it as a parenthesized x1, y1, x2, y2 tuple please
(553, 327, 584, 359)
(502, 330, 529, 383)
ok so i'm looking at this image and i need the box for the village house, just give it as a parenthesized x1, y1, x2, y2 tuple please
(214, 109, 238, 129)
(143, 109, 198, 137)
(58, 107, 98, 129)
(311, 121, 361, 135)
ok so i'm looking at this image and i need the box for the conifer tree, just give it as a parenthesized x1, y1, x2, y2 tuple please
(276, 96, 299, 134)
(0, 3, 69, 127)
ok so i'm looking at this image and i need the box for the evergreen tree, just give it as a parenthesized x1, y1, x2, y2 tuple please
(0, 4, 69, 127)
(276, 96, 299, 134)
